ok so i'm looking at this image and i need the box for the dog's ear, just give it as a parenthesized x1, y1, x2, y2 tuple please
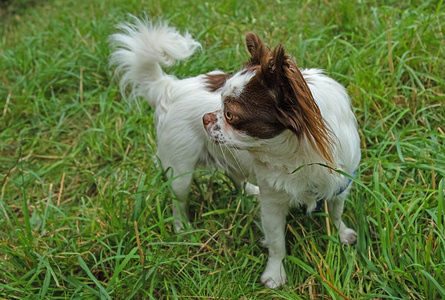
(275, 56, 335, 164)
(245, 32, 269, 65)
(260, 44, 286, 83)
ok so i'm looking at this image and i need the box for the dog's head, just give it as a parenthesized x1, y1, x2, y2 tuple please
(203, 33, 333, 163)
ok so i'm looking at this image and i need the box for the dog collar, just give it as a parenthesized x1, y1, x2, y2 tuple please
(313, 169, 357, 212)
(335, 169, 357, 196)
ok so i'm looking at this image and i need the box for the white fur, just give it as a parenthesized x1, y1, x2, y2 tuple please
(110, 18, 361, 289)
(221, 71, 255, 98)
(109, 18, 255, 231)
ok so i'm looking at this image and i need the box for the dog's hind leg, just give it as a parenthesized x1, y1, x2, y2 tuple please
(158, 150, 197, 232)
(170, 171, 194, 231)
(327, 193, 357, 245)
(226, 170, 259, 196)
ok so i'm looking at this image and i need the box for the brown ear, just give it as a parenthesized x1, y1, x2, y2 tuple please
(245, 32, 269, 65)
(277, 57, 334, 164)
(260, 44, 286, 81)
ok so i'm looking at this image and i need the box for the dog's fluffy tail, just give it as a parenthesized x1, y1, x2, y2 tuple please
(109, 16, 201, 107)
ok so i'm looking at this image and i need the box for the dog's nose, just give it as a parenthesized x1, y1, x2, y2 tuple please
(202, 113, 213, 126)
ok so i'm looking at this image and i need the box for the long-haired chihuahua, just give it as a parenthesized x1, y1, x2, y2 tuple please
(109, 17, 360, 288)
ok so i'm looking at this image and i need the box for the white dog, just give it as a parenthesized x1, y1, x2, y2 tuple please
(109, 17, 361, 288)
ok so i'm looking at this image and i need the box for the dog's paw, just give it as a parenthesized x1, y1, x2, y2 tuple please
(340, 227, 357, 245)
(174, 219, 191, 232)
(260, 262, 286, 289)
(245, 182, 260, 196)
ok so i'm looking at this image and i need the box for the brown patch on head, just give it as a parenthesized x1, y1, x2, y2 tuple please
(224, 86, 287, 139)
(204, 73, 231, 92)
(222, 33, 334, 163)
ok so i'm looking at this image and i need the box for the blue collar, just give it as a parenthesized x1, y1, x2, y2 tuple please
(335, 169, 357, 196)
(313, 169, 357, 212)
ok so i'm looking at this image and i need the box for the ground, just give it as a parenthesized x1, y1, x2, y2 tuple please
(0, 0, 444, 298)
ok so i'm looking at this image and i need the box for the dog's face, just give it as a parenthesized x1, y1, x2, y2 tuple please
(203, 69, 287, 149)
(203, 33, 334, 162)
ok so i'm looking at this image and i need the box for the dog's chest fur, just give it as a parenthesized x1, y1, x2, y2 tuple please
(251, 136, 338, 211)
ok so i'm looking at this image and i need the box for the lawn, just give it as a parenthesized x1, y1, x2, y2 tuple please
(0, 0, 444, 298)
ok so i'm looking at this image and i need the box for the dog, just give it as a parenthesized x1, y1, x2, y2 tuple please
(109, 17, 361, 288)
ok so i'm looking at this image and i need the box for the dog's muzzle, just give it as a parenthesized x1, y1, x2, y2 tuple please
(202, 112, 224, 143)
(202, 112, 217, 129)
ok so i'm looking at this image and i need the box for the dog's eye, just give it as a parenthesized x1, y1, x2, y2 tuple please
(225, 111, 234, 122)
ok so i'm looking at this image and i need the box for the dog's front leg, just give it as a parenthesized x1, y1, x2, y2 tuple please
(259, 186, 289, 288)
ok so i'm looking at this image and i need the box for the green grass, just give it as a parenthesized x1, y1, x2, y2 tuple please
(0, 0, 444, 298)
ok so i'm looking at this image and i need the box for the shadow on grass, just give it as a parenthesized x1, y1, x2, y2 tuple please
(0, 0, 38, 21)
